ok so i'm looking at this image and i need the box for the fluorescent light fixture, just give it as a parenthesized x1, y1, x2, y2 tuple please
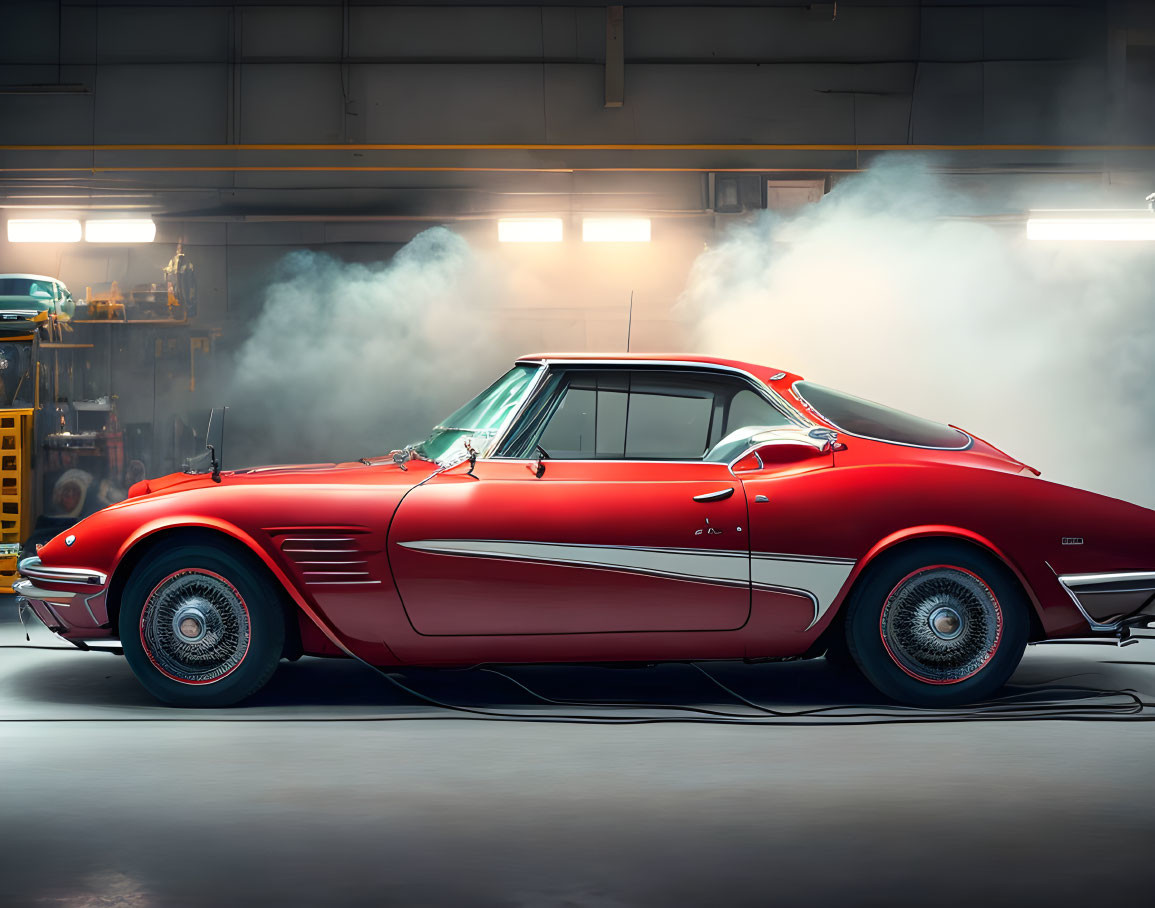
(7, 218, 82, 243)
(1026, 217, 1155, 242)
(497, 218, 563, 243)
(84, 218, 156, 243)
(582, 217, 652, 243)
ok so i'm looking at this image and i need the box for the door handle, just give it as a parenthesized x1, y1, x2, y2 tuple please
(693, 488, 735, 502)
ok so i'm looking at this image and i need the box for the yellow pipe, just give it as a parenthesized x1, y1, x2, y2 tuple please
(1, 143, 1154, 152)
(0, 166, 865, 174)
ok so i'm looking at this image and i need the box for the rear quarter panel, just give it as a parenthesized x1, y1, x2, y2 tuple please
(757, 456, 1155, 638)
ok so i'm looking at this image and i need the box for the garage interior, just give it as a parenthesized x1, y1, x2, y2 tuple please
(3, 1, 1155, 905)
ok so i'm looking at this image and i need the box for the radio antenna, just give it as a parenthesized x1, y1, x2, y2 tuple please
(625, 290, 634, 352)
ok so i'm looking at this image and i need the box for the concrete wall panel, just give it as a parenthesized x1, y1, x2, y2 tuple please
(93, 64, 228, 143)
(240, 63, 345, 143)
(96, 7, 230, 64)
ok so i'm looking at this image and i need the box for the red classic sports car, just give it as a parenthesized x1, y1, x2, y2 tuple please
(15, 353, 1155, 707)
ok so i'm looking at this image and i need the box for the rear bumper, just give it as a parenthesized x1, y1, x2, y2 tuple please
(1058, 571, 1155, 632)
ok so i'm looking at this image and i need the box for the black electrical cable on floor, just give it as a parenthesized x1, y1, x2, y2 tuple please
(338, 662, 1155, 725)
(482, 662, 1147, 722)
(4, 641, 1155, 726)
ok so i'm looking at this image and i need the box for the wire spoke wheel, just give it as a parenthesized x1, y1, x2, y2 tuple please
(140, 569, 251, 685)
(879, 565, 1003, 685)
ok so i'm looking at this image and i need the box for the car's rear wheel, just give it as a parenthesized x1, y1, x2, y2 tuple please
(845, 543, 1029, 707)
(120, 543, 285, 707)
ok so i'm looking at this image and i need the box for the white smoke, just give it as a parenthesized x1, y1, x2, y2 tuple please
(226, 227, 516, 466)
(679, 159, 1155, 506)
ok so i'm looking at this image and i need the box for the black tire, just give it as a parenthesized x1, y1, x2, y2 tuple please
(845, 542, 1029, 707)
(119, 543, 285, 707)
(822, 631, 860, 675)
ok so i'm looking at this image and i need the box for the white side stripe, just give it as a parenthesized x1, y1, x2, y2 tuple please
(751, 555, 855, 630)
(398, 538, 857, 629)
(398, 539, 749, 588)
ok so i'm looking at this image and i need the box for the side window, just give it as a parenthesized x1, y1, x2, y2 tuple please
(622, 379, 713, 459)
(537, 372, 628, 458)
(538, 387, 595, 458)
(522, 369, 793, 461)
(724, 389, 785, 437)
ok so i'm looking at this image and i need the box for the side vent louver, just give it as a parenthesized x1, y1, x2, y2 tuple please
(279, 532, 381, 586)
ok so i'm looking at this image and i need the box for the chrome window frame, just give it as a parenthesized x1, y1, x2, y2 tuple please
(487, 358, 810, 463)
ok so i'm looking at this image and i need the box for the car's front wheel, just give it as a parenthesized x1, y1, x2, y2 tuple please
(120, 543, 285, 707)
(845, 543, 1029, 707)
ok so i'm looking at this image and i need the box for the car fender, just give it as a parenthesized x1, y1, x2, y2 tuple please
(113, 514, 357, 658)
(839, 523, 1044, 621)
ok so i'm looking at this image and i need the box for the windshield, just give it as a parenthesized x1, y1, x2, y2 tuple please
(416, 364, 540, 465)
(794, 381, 971, 450)
(0, 278, 54, 307)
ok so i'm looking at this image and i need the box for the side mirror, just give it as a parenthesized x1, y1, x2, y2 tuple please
(730, 427, 838, 473)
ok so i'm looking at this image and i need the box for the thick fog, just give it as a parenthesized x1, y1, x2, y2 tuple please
(226, 162, 1155, 506)
(226, 228, 514, 466)
(679, 159, 1155, 507)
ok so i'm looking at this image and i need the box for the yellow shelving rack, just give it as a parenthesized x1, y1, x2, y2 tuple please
(0, 409, 33, 592)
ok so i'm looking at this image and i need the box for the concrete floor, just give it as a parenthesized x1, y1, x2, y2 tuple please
(3, 597, 1155, 907)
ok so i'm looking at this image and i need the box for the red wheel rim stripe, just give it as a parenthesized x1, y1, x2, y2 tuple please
(139, 568, 252, 686)
(878, 564, 1003, 686)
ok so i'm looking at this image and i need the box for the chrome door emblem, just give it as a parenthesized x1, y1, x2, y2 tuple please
(65, 535, 75, 546)
(695, 518, 723, 536)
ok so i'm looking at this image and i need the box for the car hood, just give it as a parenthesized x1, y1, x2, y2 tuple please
(126, 459, 437, 499)
(0, 297, 49, 309)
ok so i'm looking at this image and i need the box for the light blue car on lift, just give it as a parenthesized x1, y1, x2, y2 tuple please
(0, 274, 76, 319)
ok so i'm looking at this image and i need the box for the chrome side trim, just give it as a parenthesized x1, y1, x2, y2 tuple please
(17, 556, 107, 586)
(291, 559, 369, 566)
(1056, 569, 1155, 632)
(281, 537, 358, 545)
(1056, 577, 1119, 633)
(398, 539, 750, 588)
(1061, 571, 1155, 588)
(751, 555, 855, 630)
(306, 579, 382, 586)
(282, 548, 360, 554)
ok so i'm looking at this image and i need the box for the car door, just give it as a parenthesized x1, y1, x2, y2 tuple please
(736, 438, 855, 636)
(387, 367, 772, 636)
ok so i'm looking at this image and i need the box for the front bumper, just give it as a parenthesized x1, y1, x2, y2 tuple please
(14, 556, 120, 650)
(15, 595, 122, 652)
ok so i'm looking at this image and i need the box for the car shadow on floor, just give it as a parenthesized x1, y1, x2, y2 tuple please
(4, 644, 1139, 715)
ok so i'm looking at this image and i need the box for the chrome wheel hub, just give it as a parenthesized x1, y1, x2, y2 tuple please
(141, 570, 250, 684)
(173, 601, 209, 643)
(880, 567, 1002, 684)
(928, 605, 963, 640)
